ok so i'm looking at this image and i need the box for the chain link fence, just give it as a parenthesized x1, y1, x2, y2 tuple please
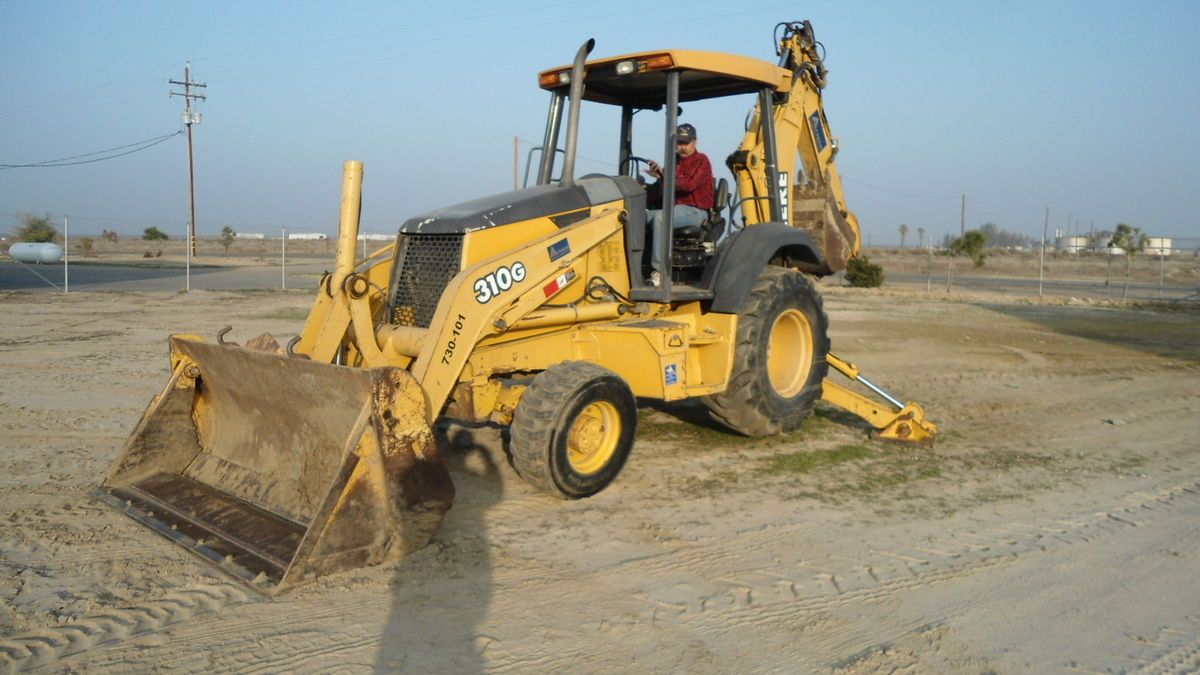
(0, 225, 393, 294)
(855, 238, 1200, 303)
(3, 221, 1198, 304)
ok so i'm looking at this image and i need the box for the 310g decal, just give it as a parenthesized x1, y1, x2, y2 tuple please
(474, 262, 526, 304)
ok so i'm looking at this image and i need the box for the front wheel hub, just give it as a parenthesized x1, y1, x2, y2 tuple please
(567, 401, 620, 474)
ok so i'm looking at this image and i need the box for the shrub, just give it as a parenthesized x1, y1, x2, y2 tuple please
(951, 230, 988, 267)
(845, 255, 884, 287)
(14, 213, 58, 243)
(143, 226, 169, 241)
(220, 226, 236, 255)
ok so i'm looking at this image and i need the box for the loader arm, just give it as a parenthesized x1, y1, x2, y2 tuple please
(731, 21, 860, 272)
(292, 161, 398, 365)
(411, 206, 625, 424)
(821, 353, 936, 445)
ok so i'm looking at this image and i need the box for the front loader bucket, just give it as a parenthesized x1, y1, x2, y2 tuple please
(98, 336, 453, 594)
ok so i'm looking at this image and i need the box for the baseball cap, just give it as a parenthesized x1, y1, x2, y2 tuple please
(676, 123, 697, 142)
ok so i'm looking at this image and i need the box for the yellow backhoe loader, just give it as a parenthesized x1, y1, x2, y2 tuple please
(100, 21, 935, 593)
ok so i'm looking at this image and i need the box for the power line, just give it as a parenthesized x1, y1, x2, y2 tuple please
(191, 0, 598, 66)
(842, 175, 957, 200)
(964, 195, 1045, 213)
(844, 175, 1050, 214)
(516, 136, 610, 169)
(202, 0, 790, 84)
(0, 64, 182, 127)
(0, 131, 182, 169)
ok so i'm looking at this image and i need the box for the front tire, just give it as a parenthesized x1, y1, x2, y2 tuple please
(703, 266, 830, 436)
(509, 362, 637, 499)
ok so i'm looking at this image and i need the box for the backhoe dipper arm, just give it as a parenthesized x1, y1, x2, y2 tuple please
(730, 21, 861, 269)
(821, 353, 937, 445)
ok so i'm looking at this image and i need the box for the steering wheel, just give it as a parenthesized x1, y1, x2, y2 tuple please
(625, 156, 651, 184)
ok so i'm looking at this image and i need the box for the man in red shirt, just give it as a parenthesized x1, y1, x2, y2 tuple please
(646, 123, 714, 285)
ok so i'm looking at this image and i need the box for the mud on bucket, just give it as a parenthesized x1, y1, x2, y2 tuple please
(99, 336, 454, 593)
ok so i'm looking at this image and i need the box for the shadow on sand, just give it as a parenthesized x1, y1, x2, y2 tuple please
(373, 422, 506, 673)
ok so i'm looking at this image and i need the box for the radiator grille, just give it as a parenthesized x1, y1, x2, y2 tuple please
(388, 234, 463, 328)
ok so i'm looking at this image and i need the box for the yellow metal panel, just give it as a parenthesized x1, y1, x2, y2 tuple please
(539, 49, 790, 92)
(682, 312, 736, 397)
(462, 217, 559, 268)
(411, 209, 625, 423)
(470, 327, 580, 375)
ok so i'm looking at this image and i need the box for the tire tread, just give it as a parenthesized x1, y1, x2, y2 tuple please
(703, 267, 830, 436)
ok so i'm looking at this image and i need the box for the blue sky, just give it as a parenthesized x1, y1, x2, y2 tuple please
(2, 0, 1197, 245)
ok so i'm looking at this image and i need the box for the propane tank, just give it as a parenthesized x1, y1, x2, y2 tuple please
(8, 242, 64, 264)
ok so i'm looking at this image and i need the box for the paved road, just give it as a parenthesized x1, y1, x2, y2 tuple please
(4, 260, 1197, 303)
(882, 271, 1197, 302)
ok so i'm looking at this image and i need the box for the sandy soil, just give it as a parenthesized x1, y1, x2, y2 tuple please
(1, 287, 1198, 673)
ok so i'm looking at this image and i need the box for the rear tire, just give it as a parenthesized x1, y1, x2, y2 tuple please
(702, 266, 830, 436)
(509, 361, 637, 499)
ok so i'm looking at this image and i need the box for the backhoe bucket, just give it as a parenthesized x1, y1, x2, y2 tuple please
(98, 336, 453, 594)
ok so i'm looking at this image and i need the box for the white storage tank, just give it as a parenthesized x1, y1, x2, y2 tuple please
(8, 242, 64, 264)
(1145, 237, 1172, 256)
(1055, 236, 1088, 253)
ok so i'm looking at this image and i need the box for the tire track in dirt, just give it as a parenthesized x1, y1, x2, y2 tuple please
(1, 502, 189, 570)
(657, 480, 1200, 620)
(481, 478, 1200, 673)
(0, 584, 248, 673)
(1137, 637, 1200, 675)
(8, 480, 1198, 673)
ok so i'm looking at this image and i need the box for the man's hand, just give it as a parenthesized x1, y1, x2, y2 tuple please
(645, 159, 663, 180)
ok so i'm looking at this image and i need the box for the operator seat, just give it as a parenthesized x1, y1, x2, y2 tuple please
(675, 177, 729, 245)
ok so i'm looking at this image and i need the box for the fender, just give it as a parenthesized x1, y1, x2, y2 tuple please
(702, 222, 824, 314)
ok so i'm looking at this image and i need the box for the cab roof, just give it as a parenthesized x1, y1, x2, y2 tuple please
(537, 49, 791, 108)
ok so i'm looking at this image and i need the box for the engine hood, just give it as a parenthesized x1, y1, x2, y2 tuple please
(398, 176, 642, 235)
(400, 184, 590, 235)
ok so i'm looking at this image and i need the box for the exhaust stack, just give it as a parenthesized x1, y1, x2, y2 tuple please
(559, 39, 594, 187)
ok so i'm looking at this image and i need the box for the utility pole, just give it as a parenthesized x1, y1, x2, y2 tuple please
(282, 226, 287, 290)
(63, 215, 69, 294)
(1038, 207, 1048, 297)
(170, 63, 206, 266)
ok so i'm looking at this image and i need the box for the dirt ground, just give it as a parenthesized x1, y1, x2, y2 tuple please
(1, 286, 1198, 673)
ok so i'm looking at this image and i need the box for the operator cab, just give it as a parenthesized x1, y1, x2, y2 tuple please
(535, 49, 792, 302)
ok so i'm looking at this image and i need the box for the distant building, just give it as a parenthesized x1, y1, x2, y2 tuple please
(1145, 237, 1172, 256)
(237, 232, 266, 240)
(358, 233, 392, 241)
(1055, 236, 1088, 253)
(287, 232, 328, 240)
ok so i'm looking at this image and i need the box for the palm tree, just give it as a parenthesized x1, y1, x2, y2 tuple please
(898, 223, 909, 248)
